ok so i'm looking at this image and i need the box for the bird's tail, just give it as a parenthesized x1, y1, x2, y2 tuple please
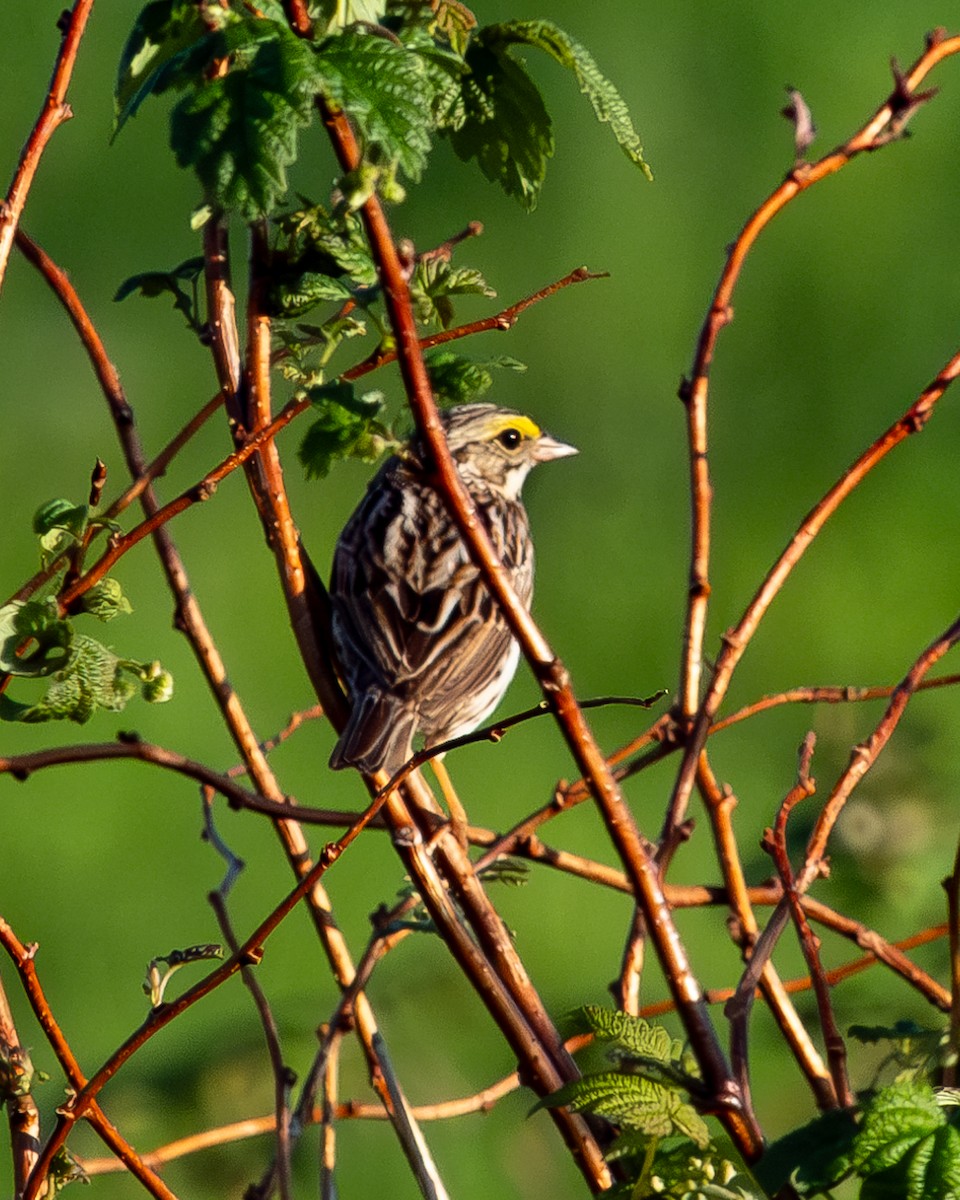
(329, 689, 417, 777)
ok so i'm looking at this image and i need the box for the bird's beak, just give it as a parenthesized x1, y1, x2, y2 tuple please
(532, 434, 578, 463)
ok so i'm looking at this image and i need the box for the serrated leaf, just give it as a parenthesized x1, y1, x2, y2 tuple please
(12, 636, 135, 725)
(535, 1071, 704, 1143)
(171, 28, 320, 219)
(852, 1082, 946, 1176)
(860, 1126, 960, 1200)
(78, 579, 134, 623)
(567, 1005, 682, 1064)
(449, 39, 553, 210)
(671, 1101, 711, 1150)
(315, 32, 433, 180)
(269, 271, 353, 317)
(425, 351, 524, 404)
(274, 201, 378, 286)
(485, 21, 652, 181)
(410, 258, 494, 327)
(298, 384, 393, 477)
(399, 29, 468, 129)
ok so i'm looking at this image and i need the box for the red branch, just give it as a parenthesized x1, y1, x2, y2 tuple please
(0, 1, 94, 294)
(319, 99, 762, 1160)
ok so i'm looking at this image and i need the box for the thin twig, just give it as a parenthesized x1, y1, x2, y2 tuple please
(209, 893, 293, 1200)
(668, 342, 960, 836)
(18, 845, 341, 1200)
(0, 919, 181, 1200)
(696, 757, 835, 1108)
(0, 1, 94, 294)
(798, 609, 960, 893)
(677, 31, 960, 722)
(766, 734, 852, 1107)
(75, 911, 950, 1178)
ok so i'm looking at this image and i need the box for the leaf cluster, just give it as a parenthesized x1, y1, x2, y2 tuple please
(114, 3, 649, 479)
(758, 1080, 960, 1199)
(115, 1, 651, 221)
(0, 502, 173, 725)
(536, 1007, 754, 1198)
(264, 199, 523, 472)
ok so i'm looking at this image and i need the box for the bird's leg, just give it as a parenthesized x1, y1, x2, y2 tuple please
(430, 757, 470, 851)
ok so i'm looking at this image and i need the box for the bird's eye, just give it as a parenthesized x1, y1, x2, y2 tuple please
(496, 427, 523, 451)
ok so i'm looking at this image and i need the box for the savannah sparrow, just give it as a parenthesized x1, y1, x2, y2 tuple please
(328, 403, 577, 777)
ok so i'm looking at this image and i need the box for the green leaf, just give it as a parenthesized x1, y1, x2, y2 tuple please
(114, 0, 222, 134)
(852, 1081, 946, 1176)
(275, 314, 368, 387)
(535, 1071, 708, 1146)
(448, 39, 553, 210)
(10, 636, 136, 724)
(315, 32, 434, 180)
(397, 27, 469, 128)
(273, 200, 378, 293)
(77, 578, 134, 623)
(170, 27, 320, 219)
(32, 498, 89, 541)
(298, 383, 394, 477)
(425, 351, 525, 404)
(410, 258, 494, 328)
(567, 1005, 685, 1066)
(43, 1146, 87, 1196)
(755, 1108, 858, 1195)
(1, 639, 175, 725)
(269, 271, 353, 317)
(860, 1126, 960, 1200)
(114, 256, 205, 333)
(32, 498, 89, 564)
(0, 600, 73, 678)
(484, 21, 652, 181)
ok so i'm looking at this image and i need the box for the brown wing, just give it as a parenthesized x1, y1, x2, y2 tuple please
(330, 461, 532, 707)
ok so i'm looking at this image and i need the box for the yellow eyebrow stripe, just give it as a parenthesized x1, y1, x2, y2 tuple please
(487, 414, 541, 440)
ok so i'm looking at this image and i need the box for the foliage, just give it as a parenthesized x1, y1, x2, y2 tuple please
(114, 0, 651, 223)
(757, 1026, 960, 1199)
(0, 501, 172, 724)
(297, 381, 395, 477)
(534, 1007, 736, 1194)
(449, 20, 652, 209)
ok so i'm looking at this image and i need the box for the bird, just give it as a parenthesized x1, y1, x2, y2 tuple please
(328, 402, 577, 783)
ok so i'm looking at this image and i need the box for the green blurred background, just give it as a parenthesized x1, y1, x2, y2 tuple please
(2, 3, 959, 1196)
